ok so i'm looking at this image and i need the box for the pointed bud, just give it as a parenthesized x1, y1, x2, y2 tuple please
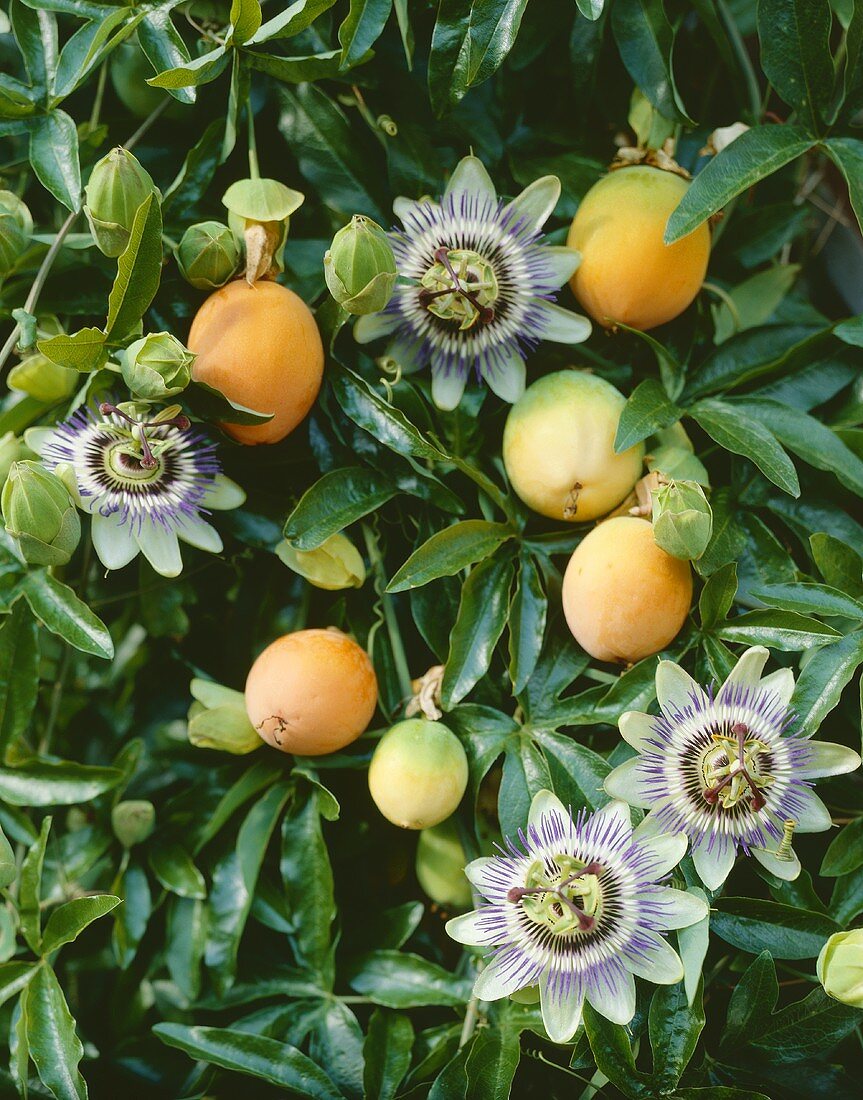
(84, 147, 159, 257)
(177, 221, 240, 289)
(0, 191, 32, 279)
(0, 433, 29, 486)
(818, 930, 863, 1007)
(1, 461, 81, 566)
(275, 533, 366, 590)
(651, 479, 713, 561)
(324, 215, 397, 315)
(121, 332, 195, 399)
(7, 352, 77, 403)
(111, 800, 156, 848)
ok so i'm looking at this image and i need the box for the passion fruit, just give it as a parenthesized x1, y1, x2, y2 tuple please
(503, 370, 644, 522)
(415, 817, 472, 908)
(244, 628, 377, 755)
(188, 279, 324, 445)
(567, 166, 710, 331)
(368, 719, 469, 830)
(562, 516, 692, 663)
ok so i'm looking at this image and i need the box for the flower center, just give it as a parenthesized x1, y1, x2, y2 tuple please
(98, 402, 191, 479)
(700, 722, 773, 812)
(105, 442, 164, 483)
(418, 247, 498, 330)
(507, 853, 603, 935)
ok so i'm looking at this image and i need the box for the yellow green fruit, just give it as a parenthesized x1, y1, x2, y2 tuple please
(503, 370, 644, 522)
(562, 516, 692, 663)
(368, 719, 469, 830)
(567, 166, 710, 331)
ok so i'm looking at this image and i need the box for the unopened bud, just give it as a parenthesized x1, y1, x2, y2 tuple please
(1, 461, 81, 566)
(652, 479, 713, 560)
(121, 332, 194, 399)
(177, 221, 240, 289)
(817, 930, 863, 1008)
(7, 352, 77, 403)
(111, 800, 155, 848)
(84, 147, 159, 257)
(275, 532, 366, 590)
(0, 191, 33, 278)
(324, 216, 397, 315)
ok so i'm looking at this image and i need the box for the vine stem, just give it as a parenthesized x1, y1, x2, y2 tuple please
(248, 94, 260, 179)
(716, 0, 761, 121)
(361, 522, 413, 704)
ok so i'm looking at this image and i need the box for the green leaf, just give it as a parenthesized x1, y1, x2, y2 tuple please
(138, 8, 196, 104)
(105, 191, 163, 341)
(715, 608, 840, 649)
(721, 950, 779, 1051)
(712, 265, 801, 344)
(53, 7, 134, 99)
(711, 897, 840, 959)
(615, 377, 684, 453)
(508, 552, 547, 696)
(11, 0, 57, 98)
(244, 49, 346, 84)
(280, 785, 334, 977)
(699, 561, 738, 629)
(442, 553, 514, 707)
(751, 582, 863, 620)
(19, 817, 51, 954)
(498, 733, 552, 837)
(147, 45, 229, 89)
(611, 0, 692, 124)
(428, 0, 529, 116)
(758, 0, 835, 131)
(533, 728, 611, 809)
(23, 965, 87, 1100)
(112, 862, 152, 969)
(284, 466, 398, 550)
(388, 521, 513, 593)
(153, 1024, 343, 1098)
(339, 0, 393, 69)
(822, 137, 863, 234)
(665, 126, 815, 243)
(584, 1001, 652, 1097)
(363, 1009, 414, 1100)
(0, 962, 38, 1009)
(29, 110, 81, 212)
(791, 630, 863, 734)
(648, 980, 705, 1092)
(0, 824, 15, 890)
(810, 532, 863, 596)
(348, 950, 472, 1007)
(463, 1024, 520, 1098)
(37, 327, 107, 372)
(41, 894, 121, 956)
(148, 841, 207, 899)
(689, 398, 799, 495)
(751, 987, 863, 1061)
(820, 816, 863, 877)
(0, 761, 123, 807)
(161, 119, 223, 212)
(0, 600, 39, 756)
(165, 896, 206, 1002)
(230, 0, 262, 44)
(684, 324, 826, 401)
(21, 571, 113, 658)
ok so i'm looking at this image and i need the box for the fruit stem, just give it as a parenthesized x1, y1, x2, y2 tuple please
(247, 93, 260, 180)
(362, 522, 413, 706)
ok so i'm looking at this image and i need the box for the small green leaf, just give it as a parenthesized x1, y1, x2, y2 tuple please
(284, 466, 398, 550)
(0, 600, 39, 756)
(711, 897, 840, 959)
(715, 609, 840, 649)
(21, 571, 113, 658)
(338, 0, 392, 69)
(821, 817, 863, 878)
(37, 327, 106, 372)
(822, 137, 863, 234)
(105, 191, 163, 341)
(689, 398, 800, 496)
(149, 841, 207, 899)
(388, 521, 514, 592)
(758, 0, 835, 131)
(648, 980, 705, 1092)
(699, 561, 738, 629)
(147, 45, 229, 89)
(23, 965, 87, 1100)
(508, 552, 547, 696)
(19, 817, 51, 954)
(615, 378, 684, 452)
(29, 110, 82, 211)
(229, 0, 262, 44)
(41, 894, 121, 956)
(721, 950, 779, 1051)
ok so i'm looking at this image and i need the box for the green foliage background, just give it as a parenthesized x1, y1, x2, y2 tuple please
(2, 0, 863, 1096)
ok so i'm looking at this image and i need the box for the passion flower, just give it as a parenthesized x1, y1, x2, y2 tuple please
(604, 647, 862, 890)
(354, 156, 591, 410)
(27, 403, 244, 577)
(447, 790, 706, 1042)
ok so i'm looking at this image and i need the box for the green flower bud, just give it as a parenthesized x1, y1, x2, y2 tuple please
(817, 930, 863, 1007)
(187, 678, 261, 755)
(275, 533, 366, 590)
(121, 332, 195, 399)
(1, 461, 81, 566)
(223, 178, 304, 283)
(0, 433, 28, 486)
(7, 352, 77, 403)
(111, 800, 156, 848)
(177, 221, 240, 289)
(324, 215, 397, 315)
(84, 147, 159, 258)
(0, 191, 32, 278)
(651, 479, 713, 561)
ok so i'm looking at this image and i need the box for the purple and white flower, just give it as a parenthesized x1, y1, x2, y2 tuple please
(446, 790, 706, 1042)
(26, 403, 244, 578)
(604, 646, 862, 891)
(353, 156, 591, 411)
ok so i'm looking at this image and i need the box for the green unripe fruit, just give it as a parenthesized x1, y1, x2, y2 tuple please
(7, 352, 77, 403)
(324, 215, 397, 315)
(415, 817, 472, 908)
(177, 222, 240, 290)
(818, 930, 863, 1007)
(121, 332, 194, 399)
(368, 719, 469, 830)
(111, 800, 156, 848)
(1, 461, 81, 566)
(84, 147, 159, 258)
(0, 190, 32, 278)
(110, 38, 185, 121)
(503, 370, 644, 522)
(651, 479, 713, 561)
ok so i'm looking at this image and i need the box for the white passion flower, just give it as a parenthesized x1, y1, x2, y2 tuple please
(446, 790, 706, 1043)
(353, 156, 591, 411)
(605, 646, 862, 891)
(26, 402, 244, 578)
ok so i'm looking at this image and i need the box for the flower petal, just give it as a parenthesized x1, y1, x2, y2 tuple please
(473, 953, 531, 1001)
(692, 838, 736, 891)
(759, 667, 795, 706)
(799, 741, 862, 779)
(677, 887, 710, 1005)
(540, 981, 584, 1043)
(593, 799, 632, 833)
(751, 845, 801, 881)
(353, 310, 401, 344)
(719, 646, 770, 696)
(177, 517, 223, 553)
(533, 301, 591, 344)
(624, 931, 684, 985)
(586, 969, 636, 1024)
(200, 474, 245, 511)
(23, 427, 54, 455)
(604, 759, 652, 809)
(503, 175, 561, 232)
(619, 710, 657, 751)
(528, 789, 568, 831)
(656, 659, 700, 713)
(136, 522, 183, 578)
(647, 886, 710, 930)
(91, 510, 139, 572)
(632, 825, 688, 878)
(542, 245, 582, 287)
(444, 155, 496, 202)
(446, 910, 492, 946)
(793, 790, 833, 833)
(431, 365, 468, 411)
(483, 349, 525, 404)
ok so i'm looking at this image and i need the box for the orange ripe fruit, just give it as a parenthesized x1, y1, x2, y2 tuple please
(188, 279, 324, 445)
(245, 628, 377, 755)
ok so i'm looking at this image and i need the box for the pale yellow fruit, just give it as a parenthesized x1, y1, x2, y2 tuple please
(503, 370, 644, 522)
(369, 719, 468, 830)
(567, 166, 710, 331)
(562, 516, 692, 663)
